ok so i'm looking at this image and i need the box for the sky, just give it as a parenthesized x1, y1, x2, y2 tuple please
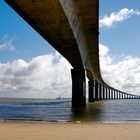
(0, 0, 140, 98)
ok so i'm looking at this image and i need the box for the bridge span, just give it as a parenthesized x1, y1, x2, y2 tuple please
(5, 0, 140, 107)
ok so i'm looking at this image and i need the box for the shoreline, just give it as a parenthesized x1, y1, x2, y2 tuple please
(1, 119, 140, 124)
(0, 122, 140, 140)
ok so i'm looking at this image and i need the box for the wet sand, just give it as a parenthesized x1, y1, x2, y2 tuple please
(0, 122, 140, 140)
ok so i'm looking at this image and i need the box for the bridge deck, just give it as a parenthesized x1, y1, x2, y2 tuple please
(5, 0, 104, 82)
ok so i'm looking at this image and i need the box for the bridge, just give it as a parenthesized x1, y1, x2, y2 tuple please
(5, 0, 140, 107)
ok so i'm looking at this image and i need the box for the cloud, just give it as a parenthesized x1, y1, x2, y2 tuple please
(0, 52, 72, 98)
(0, 43, 140, 98)
(0, 35, 16, 51)
(99, 8, 140, 28)
(99, 43, 140, 95)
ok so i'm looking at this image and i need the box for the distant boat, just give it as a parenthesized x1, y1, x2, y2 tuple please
(56, 96, 61, 100)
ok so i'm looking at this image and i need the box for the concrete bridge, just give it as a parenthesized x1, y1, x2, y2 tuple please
(5, 0, 140, 107)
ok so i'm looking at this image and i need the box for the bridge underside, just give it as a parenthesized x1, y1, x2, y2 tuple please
(5, 0, 140, 107)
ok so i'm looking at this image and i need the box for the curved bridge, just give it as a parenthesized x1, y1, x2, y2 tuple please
(5, 0, 140, 107)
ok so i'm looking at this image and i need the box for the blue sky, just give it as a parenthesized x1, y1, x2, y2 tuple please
(100, 0, 140, 58)
(0, 0, 55, 63)
(0, 0, 140, 98)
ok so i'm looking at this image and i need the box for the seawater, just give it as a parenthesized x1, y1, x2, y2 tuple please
(0, 98, 140, 122)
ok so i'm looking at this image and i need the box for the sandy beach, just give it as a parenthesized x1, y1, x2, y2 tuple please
(0, 122, 140, 140)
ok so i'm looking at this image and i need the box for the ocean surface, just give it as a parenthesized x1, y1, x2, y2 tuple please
(0, 98, 140, 122)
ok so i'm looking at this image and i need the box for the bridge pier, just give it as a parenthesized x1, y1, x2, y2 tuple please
(71, 69, 86, 107)
(102, 86, 105, 100)
(117, 91, 119, 100)
(95, 81, 99, 101)
(111, 89, 113, 100)
(105, 87, 107, 100)
(109, 88, 111, 100)
(99, 84, 102, 100)
(105, 87, 108, 100)
(88, 81, 95, 102)
(113, 90, 115, 100)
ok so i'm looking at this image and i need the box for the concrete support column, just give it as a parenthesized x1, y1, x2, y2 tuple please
(104, 87, 106, 100)
(114, 91, 116, 100)
(71, 69, 86, 107)
(111, 89, 114, 100)
(117, 91, 119, 100)
(95, 81, 99, 101)
(113, 90, 115, 100)
(111, 89, 113, 100)
(114, 91, 116, 99)
(105, 87, 107, 100)
(116, 91, 118, 100)
(103, 86, 105, 100)
(108, 88, 111, 100)
(99, 84, 102, 100)
(88, 81, 94, 102)
(105, 87, 108, 100)
(122, 93, 124, 99)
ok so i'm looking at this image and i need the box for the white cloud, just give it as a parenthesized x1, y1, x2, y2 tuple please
(99, 43, 140, 95)
(0, 35, 15, 51)
(0, 52, 72, 98)
(99, 8, 140, 28)
(0, 43, 140, 98)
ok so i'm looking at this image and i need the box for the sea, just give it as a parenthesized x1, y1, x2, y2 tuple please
(0, 98, 140, 123)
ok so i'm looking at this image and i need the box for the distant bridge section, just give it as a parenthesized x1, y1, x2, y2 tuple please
(5, 0, 140, 107)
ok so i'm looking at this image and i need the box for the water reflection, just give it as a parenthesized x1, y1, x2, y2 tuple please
(71, 101, 104, 122)
(71, 100, 140, 122)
